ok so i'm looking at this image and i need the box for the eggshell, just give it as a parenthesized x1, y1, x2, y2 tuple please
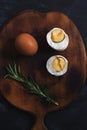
(15, 33, 38, 56)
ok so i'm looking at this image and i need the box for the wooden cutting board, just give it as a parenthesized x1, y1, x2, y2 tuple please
(0, 11, 87, 130)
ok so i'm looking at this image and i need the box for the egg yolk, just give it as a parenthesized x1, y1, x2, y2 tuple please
(53, 57, 66, 72)
(51, 29, 65, 43)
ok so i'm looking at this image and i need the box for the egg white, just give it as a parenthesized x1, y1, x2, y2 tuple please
(46, 27, 69, 51)
(46, 55, 68, 76)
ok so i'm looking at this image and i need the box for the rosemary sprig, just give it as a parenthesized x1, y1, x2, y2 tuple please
(5, 64, 59, 106)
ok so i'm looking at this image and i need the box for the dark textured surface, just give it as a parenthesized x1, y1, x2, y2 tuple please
(0, 0, 87, 130)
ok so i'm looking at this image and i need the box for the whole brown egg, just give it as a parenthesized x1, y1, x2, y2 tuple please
(15, 33, 38, 56)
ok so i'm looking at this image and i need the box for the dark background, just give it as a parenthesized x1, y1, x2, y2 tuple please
(0, 0, 87, 130)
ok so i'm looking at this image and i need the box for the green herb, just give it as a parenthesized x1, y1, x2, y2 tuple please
(5, 64, 59, 106)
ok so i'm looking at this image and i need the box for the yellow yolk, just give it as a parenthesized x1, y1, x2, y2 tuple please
(51, 29, 65, 43)
(53, 57, 66, 72)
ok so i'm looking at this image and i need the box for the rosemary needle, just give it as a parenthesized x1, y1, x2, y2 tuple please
(5, 64, 59, 106)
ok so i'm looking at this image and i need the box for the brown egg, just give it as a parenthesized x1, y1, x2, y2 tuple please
(15, 33, 38, 56)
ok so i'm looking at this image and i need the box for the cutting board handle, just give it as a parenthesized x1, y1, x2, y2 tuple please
(31, 116, 48, 130)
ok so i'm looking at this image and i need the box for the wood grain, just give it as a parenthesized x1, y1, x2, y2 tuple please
(0, 11, 87, 130)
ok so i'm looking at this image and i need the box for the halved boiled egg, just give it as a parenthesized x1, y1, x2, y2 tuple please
(46, 28, 69, 51)
(46, 55, 68, 76)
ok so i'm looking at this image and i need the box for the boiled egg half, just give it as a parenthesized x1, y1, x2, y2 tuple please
(46, 28, 69, 51)
(46, 55, 68, 76)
